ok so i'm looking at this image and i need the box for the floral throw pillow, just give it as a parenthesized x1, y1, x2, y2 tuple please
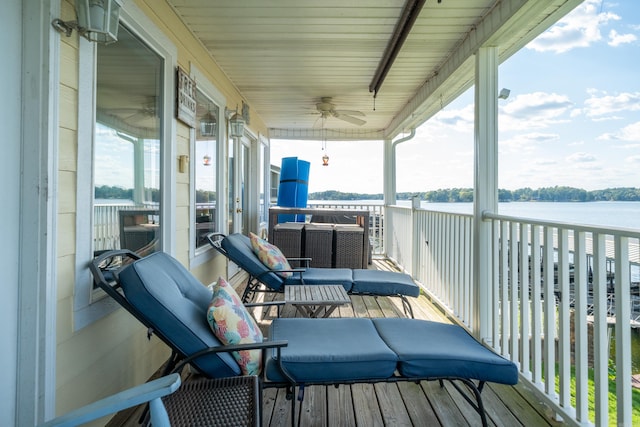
(207, 277, 263, 375)
(248, 232, 293, 278)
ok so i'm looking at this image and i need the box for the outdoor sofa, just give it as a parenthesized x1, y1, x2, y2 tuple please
(89, 249, 519, 427)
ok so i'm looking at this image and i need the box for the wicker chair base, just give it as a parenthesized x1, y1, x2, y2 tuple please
(162, 376, 260, 427)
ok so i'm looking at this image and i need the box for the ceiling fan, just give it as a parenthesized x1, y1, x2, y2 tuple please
(315, 97, 366, 126)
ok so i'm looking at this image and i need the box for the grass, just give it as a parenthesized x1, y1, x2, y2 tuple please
(553, 363, 640, 426)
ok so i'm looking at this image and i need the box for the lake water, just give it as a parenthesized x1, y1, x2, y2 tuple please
(420, 200, 640, 231)
(309, 200, 640, 231)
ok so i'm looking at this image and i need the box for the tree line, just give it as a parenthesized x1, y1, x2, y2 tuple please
(309, 187, 640, 202)
(97, 185, 640, 203)
(95, 185, 215, 203)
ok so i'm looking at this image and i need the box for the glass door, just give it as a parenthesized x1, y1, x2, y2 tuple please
(227, 134, 250, 276)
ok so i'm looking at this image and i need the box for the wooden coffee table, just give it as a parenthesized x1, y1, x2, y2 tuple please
(284, 284, 351, 318)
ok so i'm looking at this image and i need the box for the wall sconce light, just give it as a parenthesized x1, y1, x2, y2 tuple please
(322, 153, 329, 166)
(52, 0, 123, 44)
(229, 108, 245, 138)
(178, 154, 189, 173)
(200, 112, 217, 137)
(498, 88, 511, 100)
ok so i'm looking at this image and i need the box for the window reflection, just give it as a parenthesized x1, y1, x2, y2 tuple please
(93, 24, 163, 256)
(195, 90, 219, 248)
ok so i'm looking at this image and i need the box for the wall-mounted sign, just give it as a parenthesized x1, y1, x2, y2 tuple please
(176, 67, 196, 127)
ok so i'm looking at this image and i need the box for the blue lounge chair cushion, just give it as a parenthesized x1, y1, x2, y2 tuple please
(118, 252, 242, 377)
(284, 268, 353, 291)
(351, 269, 420, 297)
(221, 233, 285, 291)
(371, 318, 518, 385)
(265, 318, 398, 383)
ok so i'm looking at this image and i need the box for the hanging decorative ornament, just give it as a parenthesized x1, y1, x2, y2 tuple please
(322, 152, 329, 166)
(321, 116, 329, 166)
(202, 154, 211, 166)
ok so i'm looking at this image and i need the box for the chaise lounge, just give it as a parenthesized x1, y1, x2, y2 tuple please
(90, 249, 518, 427)
(208, 232, 420, 317)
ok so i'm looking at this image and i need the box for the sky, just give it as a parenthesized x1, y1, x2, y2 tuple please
(270, 0, 640, 194)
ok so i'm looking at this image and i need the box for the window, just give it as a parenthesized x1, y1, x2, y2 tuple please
(93, 24, 163, 256)
(194, 89, 219, 249)
(188, 67, 225, 264)
(74, 5, 177, 330)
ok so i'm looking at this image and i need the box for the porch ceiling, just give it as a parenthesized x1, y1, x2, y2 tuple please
(167, 0, 582, 141)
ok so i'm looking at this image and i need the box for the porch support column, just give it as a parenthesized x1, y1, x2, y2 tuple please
(383, 138, 395, 205)
(473, 46, 499, 341)
(383, 138, 394, 257)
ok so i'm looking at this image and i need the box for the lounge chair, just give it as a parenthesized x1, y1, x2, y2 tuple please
(90, 249, 518, 427)
(208, 232, 420, 317)
(39, 373, 261, 427)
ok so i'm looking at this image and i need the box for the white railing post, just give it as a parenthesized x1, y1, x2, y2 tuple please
(615, 236, 632, 426)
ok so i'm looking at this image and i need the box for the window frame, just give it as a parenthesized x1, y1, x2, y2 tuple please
(73, 3, 177, 331)
(188, 66, 226, 267)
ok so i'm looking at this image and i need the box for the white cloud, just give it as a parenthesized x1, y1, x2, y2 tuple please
(501, 92, 574, 130)
(598, 121, 640, 142)
(527, 0, 620, 53)
(625, 155, 640, 164)
(567, 152, 597, 163)
(608, 29, 637, 46)
(583, 91, 640, 118)
(500, 132, 559, 151)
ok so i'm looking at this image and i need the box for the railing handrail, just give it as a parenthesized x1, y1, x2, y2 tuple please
(483, 210, 640, 238)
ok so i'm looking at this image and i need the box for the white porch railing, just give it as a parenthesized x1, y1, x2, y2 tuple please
(94, 203, 159, 251)
(386, 203, 640, 427)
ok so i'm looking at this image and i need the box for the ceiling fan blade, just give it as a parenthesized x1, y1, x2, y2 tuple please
(333, 112, 366, 126)
(334, 109, 365, 117)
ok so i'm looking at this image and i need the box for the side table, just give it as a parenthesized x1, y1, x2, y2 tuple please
(284, 284, 351, 318)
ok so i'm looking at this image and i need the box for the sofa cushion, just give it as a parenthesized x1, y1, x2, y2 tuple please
(371, 318, 518, 385)
(284, 267, 353, 292)
(118, 252, 241, 378)
(207, 277, 263, 375)
(221, 234, 285, 291)
(351, 269, 420, 297)
(265, 318, 397, 383)
(249, 232, 293, 278)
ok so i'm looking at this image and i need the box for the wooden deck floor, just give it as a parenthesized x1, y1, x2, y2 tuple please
(109, 258, 561, 427)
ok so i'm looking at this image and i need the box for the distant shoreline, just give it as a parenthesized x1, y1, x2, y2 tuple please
(308, 187, 640, 203)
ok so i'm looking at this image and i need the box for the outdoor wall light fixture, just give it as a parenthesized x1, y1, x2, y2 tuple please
(228, 107, 245, 138)
(52, 0, 123, 44)
(200, 112, 217, 137)
(498, 88, 511, 100)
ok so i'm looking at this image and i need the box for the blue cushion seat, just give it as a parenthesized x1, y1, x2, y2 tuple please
(371, 318, 519, 385)
(265, 318, 398, 383)
(285, 268, 353, 291)
(351, 269, 420, 297)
